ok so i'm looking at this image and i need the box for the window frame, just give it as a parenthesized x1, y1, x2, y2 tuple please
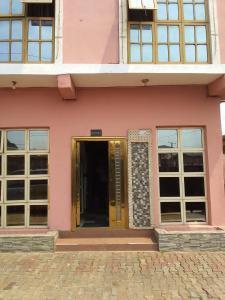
(157, 127, 208, 225)
(127, 0, 211, 64)
(0, 128, 49, 228)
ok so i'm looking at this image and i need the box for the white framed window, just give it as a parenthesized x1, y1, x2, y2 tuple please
(157, 127, 207, 224)
(128, 0, 157, 10)
(0, 128, 49, 228)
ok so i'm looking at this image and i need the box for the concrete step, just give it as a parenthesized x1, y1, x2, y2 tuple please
(56, 234, 158, 252)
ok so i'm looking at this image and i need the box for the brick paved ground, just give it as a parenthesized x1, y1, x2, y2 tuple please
(0, 252, 225, 300)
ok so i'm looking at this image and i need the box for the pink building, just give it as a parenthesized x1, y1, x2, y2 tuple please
(0, 0, 225, 251)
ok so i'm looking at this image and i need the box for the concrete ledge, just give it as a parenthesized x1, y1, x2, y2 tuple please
(155, 227, 225, 252)
(0, 231, 58, 252)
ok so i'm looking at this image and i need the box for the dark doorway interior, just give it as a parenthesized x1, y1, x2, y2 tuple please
(80, 141, 109, 227)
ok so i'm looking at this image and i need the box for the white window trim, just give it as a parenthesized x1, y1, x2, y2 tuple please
(119, 0, 220, 64)
(54, 0, 63, 64)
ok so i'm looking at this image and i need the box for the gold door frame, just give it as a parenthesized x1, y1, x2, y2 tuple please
(71, 137, 128, 231)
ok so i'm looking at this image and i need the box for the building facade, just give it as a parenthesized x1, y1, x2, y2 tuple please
(0, 0, 225, 236)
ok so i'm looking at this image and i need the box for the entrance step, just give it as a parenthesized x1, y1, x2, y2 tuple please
(56, 229, 158, 252)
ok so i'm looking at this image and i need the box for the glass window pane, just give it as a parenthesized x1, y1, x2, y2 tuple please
(157, 3, 167, 20)
(0, 0, 10, 15)
(7, 155, 25, 175)
(11, 20, 22, 39)
(184, 26, 195, 43)
(159, 177, 180, 197)
(157, 129, 178, 149)
(41, 42, 52, 62)
(11, 41, 22, 62)
(142, 45, 152, 62)
(30, 179, 48, 200)
(183, 153, 204, 172)
(7, 130, 25, 151)
(181, 128, 202, 148)
(41, 20, 52, 40)
(0, 42, 9, 61)
(30, 155, 48, 175)
(161, 202, 181, 223)
(0, 20, 10, 39)
(159, 153, 179, 172)
(185, 45, 195, 62)
(12, 0, 23, 15)
(185, 202, 206, 222)
(168, 3, 178, 20)
(28, 42, 39, 62)
(158, 45, 168, 62)
(195, 4, 205, 20)
(29, 130, 49, 151)
(169, 26, 179, 43)
(130, 25, 140, 43)
(130, 44, 141, 62)
(184, 177, 205, 197)
(197, 45, 207, 62)
(157, 26, 167, 43)
(170, 45, 180, 62)
(142, 25, 152, 43)
(30, 205, 48, 226)
(184, 3, 194, 20)
(28, 20, 39, 40)
(7, 205, 25, 226)
(196, 26, 206, 43)
(7, 180, 25, 200)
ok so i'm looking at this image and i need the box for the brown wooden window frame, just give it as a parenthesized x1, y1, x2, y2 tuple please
(128, 0, 211, 64)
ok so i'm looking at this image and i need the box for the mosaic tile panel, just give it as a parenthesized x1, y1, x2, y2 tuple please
(128, 130, 153, 228)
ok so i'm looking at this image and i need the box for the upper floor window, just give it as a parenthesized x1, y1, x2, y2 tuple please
(128, 0, 210, 64)
(0, 0, 54, 63)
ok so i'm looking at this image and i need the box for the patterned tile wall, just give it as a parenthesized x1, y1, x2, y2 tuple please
(128, 130, 153, 228)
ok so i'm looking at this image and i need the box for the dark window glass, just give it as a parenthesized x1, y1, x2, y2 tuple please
(26, 2, 55, 17)
(7, 130, 25, 151)
(183, 153, 204, 172)
(6, 205, 24, 226)
(30, 205, 48, 226)
(128, 9, 153, 22)
(184, 177, 205, 197)
(185, 202, 206, 222)
(159, 177, 180, 197)
(7, 180, 25, 200)
(30, 179, 48, 200)
(160, 202, 181, 223)
(29, 130, 49, 151)
(0, 131, 2, 150)
(7, 155, 25, 175)
(30, 155, 48, 175)
(158, 129, 178, 149)
(159, 153, 179, 172)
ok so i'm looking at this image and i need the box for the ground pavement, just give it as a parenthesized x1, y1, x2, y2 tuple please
(0, 251, 225, 300)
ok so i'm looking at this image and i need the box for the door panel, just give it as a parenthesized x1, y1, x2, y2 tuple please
(109, 140, 126, 228)
(75, 141, 80, 227)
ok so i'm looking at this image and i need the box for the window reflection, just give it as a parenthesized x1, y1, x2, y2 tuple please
(7, 130, 25, 151)
(158, 129, 178, 148)
(7, 155, 25, 175)
(30, 205, 47, 226)
(7, 180, 25, 200)
(29, 130, 49, 151)
(30, 155, 48, 175)
(183, 153, 204, 172)
(159, 153, 179, 172)
(182, 128, 202, 148)
(30, 179, 48, 200)
(185, 202, 206, 222)
(7, 205, 25, 226)
(160, 202, 181, 223)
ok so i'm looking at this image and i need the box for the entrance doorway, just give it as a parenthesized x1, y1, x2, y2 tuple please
(72, 138, 127, 230)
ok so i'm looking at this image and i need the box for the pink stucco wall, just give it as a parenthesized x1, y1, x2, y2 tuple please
(63, 0, 119, 64)
(0, 86, 224, 230)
